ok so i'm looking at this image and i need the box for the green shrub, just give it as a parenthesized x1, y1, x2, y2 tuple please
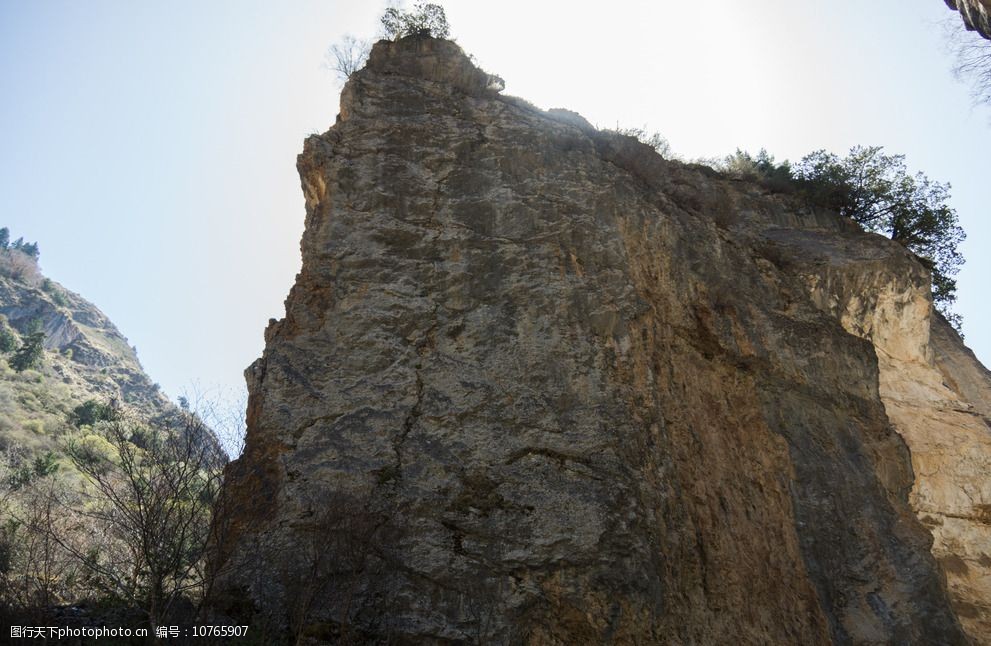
(6, 450, 59, 489)
(381, 2, 450, 39)
(68, 399, 118, 428)
(0, 323, 16, 353)
(50, 288, 69, 307)
(722, 149, 795, 193)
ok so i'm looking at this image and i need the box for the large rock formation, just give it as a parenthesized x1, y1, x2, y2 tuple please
(946, 0, 991, 40)
(216, 36, 990, 644)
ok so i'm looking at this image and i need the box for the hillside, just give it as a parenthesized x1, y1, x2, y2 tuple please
(0, 237, 229, 628)
(213, 36, 991, 644)
(0, 245, 175, 458)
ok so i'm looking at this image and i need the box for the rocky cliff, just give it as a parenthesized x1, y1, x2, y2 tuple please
(946, 0, 991, 40)
(216, 37, 990, 644)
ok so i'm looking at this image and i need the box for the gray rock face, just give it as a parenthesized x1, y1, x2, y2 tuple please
(216, 36, 987, 644)
(946, 0, 991, 39)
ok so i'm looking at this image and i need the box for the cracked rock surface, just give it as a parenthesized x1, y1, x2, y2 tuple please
(215, 36, 988, 644)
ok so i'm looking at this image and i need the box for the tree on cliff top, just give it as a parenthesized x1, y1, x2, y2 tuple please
(381, 2, 451, 40)
(0, 227, 40, 259)
(793, 146, 965, 326)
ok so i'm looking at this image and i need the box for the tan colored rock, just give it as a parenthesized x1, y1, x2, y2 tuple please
(214, 36, 980, 644)
(770, 229, 991, 643)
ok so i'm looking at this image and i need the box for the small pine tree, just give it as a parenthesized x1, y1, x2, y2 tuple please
(9, 331, 45, 372)
(69, 399, 119, 427)
(20, 242, 39, 259)
(0, 227, 8, 250)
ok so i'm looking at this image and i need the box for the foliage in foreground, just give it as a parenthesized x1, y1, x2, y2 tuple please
(0, 405, 225, 629)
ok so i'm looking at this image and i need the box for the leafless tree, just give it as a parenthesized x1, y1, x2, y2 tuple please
(326, 35, 371, 82)
(945, 17, 991, 107)
(0, 477, 82, 620)
(55, 413, 225, 627)
(179, 383, 247, 458)
(954, 34, 991, 106)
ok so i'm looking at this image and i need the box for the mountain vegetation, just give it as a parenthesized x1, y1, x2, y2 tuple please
(719, 147, 964, 327)
(0, 227, 227, 632)
(381, 2, 450, 40)
(326, 3, 451, 82)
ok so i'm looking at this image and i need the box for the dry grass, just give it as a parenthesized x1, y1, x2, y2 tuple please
(0, 251, 42, 287)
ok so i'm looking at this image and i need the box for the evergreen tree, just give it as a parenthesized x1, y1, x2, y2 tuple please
(20, 242, 39, 259)
(9, 331, 45, 372)
(793, 146, 965, 323)
(8, 236, 39, 258)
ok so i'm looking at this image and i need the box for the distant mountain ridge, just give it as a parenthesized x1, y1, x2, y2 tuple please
(0, 238, 194, 455)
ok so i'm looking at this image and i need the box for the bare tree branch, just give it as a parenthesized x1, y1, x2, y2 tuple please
(946, 16, 991, 107)
(326, 35, 371, 82)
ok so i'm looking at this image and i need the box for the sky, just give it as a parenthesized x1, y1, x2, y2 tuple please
(1, 0, 988, 419)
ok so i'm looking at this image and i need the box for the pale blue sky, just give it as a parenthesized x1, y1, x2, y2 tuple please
(2, 0, 988, 410)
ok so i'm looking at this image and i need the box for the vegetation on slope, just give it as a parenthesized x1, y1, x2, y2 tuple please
(0, 227, 228, 632)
